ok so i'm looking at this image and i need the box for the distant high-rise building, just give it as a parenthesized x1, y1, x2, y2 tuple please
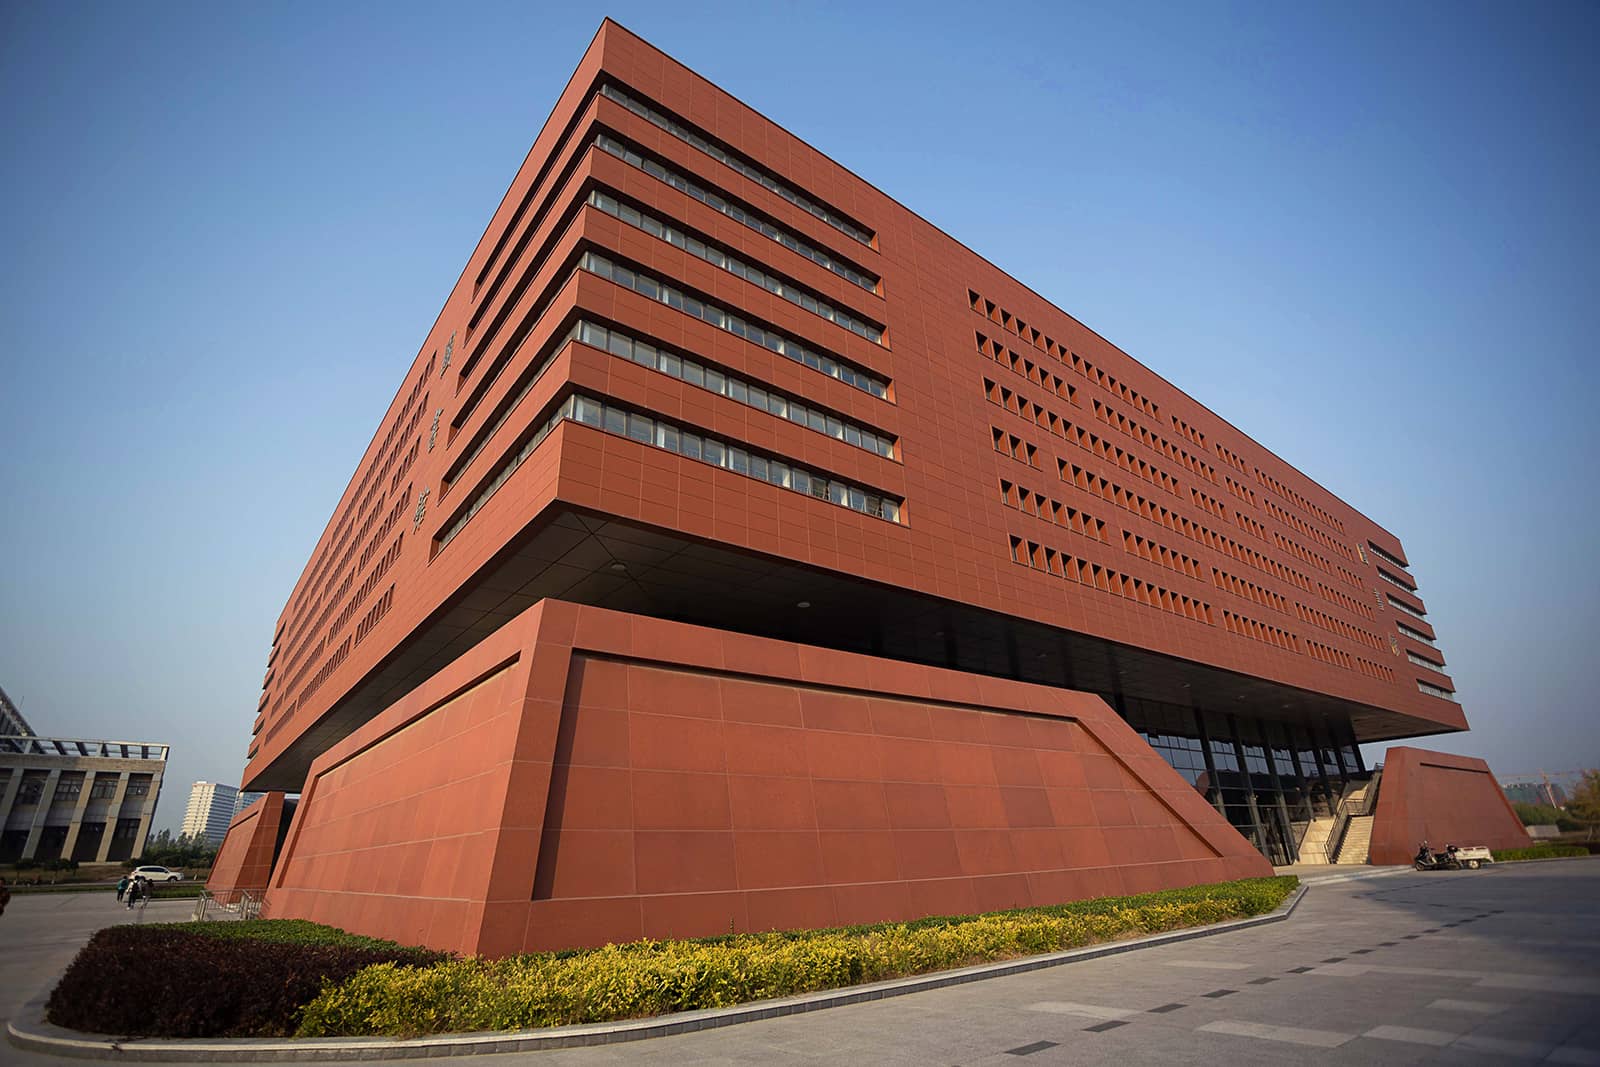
(1504, 781, 1568, 808)
(180, 781, 239, 846)
(233, 790, 266, 818)
(0, 684, 33, 737)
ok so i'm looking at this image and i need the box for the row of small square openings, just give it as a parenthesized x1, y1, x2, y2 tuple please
(1008, 536, 1214, 624)
(359, 491, 412, 572)
(1318, 581, 1376, 622)
(1059, 461, 1313, 595)
(992, 427, 1041, 468)
(327, 534, 404, 640)
(1221, 609, 1300, 653)
(1307, 639, 1356, 671)
(1254, 465, 1347, 535)
(1091, 399, 1218, 485)
(1272, 530, 1356, 589)
(967, 289, 1160, 418)
(1236, 512, 1270, 543)
(1062, 428, 1182, 498)
(354, 585, 396, 647)
(984, 379, 1075, 440)
(976, 332, 1078, 404)
(1294, 602, 1386, 652)
(1122, 531, 1205, 582)
(986, 377, 1181, 497)
(288, 362, 430, 628)
(1210, 566, 1291, 616)
(1223, 475, 1257, 507)
(998, 479, 1109, 542)
(1170, 414, 1206, 449)
(1356, 656, 1398, 683)
(273, 378, 429, 716)
(1263, 498, 1357, 564)
(1190, 487, 1228, 521)
(296, 635, 352, 714)
(1213, 442, 1249, 474)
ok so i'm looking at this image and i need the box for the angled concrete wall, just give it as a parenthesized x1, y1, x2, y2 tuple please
(260, 599, 1270, 957)
(1369, 747, 1531, 866)
(207, 791, 288, 904)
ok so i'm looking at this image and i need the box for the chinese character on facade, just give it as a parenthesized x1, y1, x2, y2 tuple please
(429, 408, 443, 451)
(440, 331, 455, 376)
(413, 487, 430, 530)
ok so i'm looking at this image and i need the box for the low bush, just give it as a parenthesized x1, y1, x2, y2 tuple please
(46, 923, 446, 1038)
(298, 876, 1297, 1037)
(1492, 845, 1589, 862)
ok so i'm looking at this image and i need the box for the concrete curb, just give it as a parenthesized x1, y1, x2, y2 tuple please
(1280, 865, 1418, 887)
(7, 884, 1307, 1062)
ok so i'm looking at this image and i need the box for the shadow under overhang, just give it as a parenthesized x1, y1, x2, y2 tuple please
(247, 507, 1461, 791)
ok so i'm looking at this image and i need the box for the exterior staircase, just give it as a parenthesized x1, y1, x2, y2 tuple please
(1297, 816, 1337, 864)
(1334, 815, 1375, 864)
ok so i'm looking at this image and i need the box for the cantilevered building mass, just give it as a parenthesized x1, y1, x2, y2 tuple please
(214, 20, 1524, 955)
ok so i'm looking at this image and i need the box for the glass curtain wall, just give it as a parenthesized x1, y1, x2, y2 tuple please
(1120, 695, 1365, 866)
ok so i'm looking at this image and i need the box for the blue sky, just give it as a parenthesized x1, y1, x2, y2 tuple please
(1, 1, 1595, 833)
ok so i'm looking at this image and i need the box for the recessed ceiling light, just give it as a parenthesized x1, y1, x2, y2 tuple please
(796, 601, 811, 609)
(609, 562, 627, 572)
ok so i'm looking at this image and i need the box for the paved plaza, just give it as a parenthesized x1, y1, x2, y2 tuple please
(4, 862, 1598, 1064)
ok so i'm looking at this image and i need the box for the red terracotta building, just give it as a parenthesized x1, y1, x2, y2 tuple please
(215, 21, 1485, 955)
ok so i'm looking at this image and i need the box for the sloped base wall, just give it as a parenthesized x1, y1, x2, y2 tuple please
(207, 792, 287, 904)
(1369, 746, 1532, 866)
(263, 599, 1271, 957)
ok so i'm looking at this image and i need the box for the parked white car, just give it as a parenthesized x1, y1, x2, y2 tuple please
(131, 865, 182, 883)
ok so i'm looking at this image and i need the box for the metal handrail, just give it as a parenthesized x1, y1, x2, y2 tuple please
(1324, 769, 1383, 863)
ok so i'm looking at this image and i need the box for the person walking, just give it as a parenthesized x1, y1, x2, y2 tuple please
(125, 875, 141, 910)
(116, 874, 129, 904)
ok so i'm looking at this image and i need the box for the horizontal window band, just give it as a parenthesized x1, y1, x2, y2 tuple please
(587, 188, 884, 343)
(578, 250, 889, 399)
(436, 391, 903, 552)
(601, 82, 874, 247)
(595, 132, 878, 292)
(571, 320, 895, 459)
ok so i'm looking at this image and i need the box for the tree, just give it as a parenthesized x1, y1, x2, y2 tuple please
(1567, 770, 1600, 842)
(134, 829, 218, 870)
(1513, 801, 1564, 826)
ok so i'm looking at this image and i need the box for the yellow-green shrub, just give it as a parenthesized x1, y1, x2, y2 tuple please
(297, 876, 1296, 1037)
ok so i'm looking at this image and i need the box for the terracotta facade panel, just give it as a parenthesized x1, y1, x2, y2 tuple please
(243, 18, 1480, 954)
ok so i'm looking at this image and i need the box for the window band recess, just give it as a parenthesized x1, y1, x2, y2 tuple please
(436, 392, 902, 550)
(578, 250, 888, 399)
(595, 133, 877, 292)
(600, 83, 873, 246)
(587, 189, 882, 342)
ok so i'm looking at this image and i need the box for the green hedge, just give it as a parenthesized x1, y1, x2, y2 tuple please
(47, 923, 446, 1038)
(1492, 845, 1589, 862)
(298, 876, 1297, 1037)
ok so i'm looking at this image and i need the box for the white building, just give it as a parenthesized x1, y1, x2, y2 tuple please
(180, 781, 239, 846)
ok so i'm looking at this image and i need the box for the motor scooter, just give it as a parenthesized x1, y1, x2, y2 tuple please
(1413, 841, 1462, 871)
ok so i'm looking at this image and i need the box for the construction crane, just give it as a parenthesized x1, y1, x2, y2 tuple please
(1499, 770, 1586, 808)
